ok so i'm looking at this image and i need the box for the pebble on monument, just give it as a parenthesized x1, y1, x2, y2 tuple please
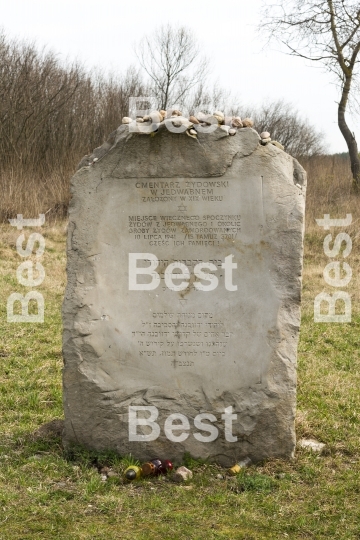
(62, 111, 307, 466)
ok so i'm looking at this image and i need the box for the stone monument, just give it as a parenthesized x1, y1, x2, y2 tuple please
(62, 118, 306, 466)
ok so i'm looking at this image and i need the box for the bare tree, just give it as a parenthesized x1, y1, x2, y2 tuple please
(261, 0, 360, 187)
(251, 100, 325, 157)
(0, 30, 148, 221)
(183, 80, 242, 117)
(134, 24, 208, 110)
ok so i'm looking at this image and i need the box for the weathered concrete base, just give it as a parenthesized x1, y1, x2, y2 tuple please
(62, 124, 306, 466)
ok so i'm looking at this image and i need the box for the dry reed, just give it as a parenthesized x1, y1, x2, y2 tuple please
(300, 154, 359, 236)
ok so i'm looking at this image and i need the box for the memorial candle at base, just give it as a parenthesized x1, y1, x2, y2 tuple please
(142, 458, 173, 476)
(124, 465, 142, 481)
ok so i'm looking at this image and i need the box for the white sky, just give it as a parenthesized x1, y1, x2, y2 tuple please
(2, 0, 357, 153)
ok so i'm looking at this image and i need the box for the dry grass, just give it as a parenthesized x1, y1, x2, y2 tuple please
(300, 154, 360, 313)
(302, 154, 359, 234)
(0, 169, 71, 223)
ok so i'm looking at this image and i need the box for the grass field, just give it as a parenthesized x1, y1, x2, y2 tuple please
(1, 163, 360, 538)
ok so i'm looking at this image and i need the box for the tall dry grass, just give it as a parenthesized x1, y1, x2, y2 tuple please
(300, 154, 359, 235)
(0, 168, 70, 222)
(299, 154, 360, 314)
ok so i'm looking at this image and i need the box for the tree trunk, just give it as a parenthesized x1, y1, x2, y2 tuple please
(338, 77, 360, 188)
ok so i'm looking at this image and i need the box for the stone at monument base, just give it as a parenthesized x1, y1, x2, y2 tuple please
(62, 124, 306, 466)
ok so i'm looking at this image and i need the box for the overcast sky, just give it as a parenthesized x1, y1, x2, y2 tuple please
(2, 0, 357, 153)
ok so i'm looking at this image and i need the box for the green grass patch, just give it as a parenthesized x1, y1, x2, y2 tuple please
(0, 223, 359, 539)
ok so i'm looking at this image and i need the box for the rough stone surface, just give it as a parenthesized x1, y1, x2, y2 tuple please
(62, 123, 307, 466)
(173, 466, 193, 482)
(298, 439, 325, 453)
(33, 419, 64, 440)
(271, 140, 285, 151)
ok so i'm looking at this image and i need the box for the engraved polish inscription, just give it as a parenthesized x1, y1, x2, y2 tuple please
(94, 174, 272, 388)
(122, 176, 266, 378)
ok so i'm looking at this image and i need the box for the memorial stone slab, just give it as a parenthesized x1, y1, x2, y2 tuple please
(62, 124, 307, 465)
